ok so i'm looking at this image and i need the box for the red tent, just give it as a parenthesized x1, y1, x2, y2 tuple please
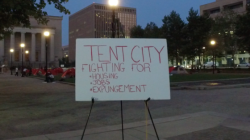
(169, 66, 175, 73)
(61, 68, 75, 78)
(33, 69, 46, 75)
(31, 68, 64, 76)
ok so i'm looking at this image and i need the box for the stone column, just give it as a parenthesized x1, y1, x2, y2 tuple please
(10, 33, 15, 62)
(243, 0, 247, 11)
(41, 33, 45, 62)
(50, 34, 54, 62)
(10, 33, 15, 48)
(0, 39, 4, 63)
(31, 33, 36, 62)
(20, 32, 25, 62)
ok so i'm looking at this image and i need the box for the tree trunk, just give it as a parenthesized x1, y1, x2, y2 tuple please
(191, 59, 194, 74)
(232, 53, 235, 69)
(215, 55, 216, 70)
(176, 48, 178, 66)
(198, 54, 201, 70)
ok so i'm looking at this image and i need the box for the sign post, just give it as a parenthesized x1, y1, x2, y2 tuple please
(76, 39, 170, 140)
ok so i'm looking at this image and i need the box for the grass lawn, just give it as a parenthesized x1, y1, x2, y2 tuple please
(170, 73, 250, 82)
(63, 78, 75, 83)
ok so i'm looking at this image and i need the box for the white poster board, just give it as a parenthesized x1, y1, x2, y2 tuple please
(76, 39, 170, 101)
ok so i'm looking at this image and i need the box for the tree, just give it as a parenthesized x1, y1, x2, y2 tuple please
(130, 25, 144, 38)
(144, 22, 160, 38)
(184, 8, 213, 67)
(0, 0, 70, 40)
(59, 57, 70, 67)
(161, 11, 185, 66)
(185, 8, 201, 66)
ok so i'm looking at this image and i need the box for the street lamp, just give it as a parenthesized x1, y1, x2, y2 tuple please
(20, 43, 25, 77)
(210, 40, 216, 74)
(202, 47, 206, 66)
(230, 30, 236, 68)
(44, 31, 50, 82)
(109, 0, 118, 38)
(10, 49, 14, 75)
(25, 50, 29, 66)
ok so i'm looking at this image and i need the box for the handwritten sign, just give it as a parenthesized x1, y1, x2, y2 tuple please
(75, 39, 170, 101)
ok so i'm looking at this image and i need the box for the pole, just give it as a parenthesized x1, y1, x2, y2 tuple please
(112, 9, 115, 38)
(121, 101, 124, 140)
(145, 98, 160, 140)
(215, 55, 217, 70)
(45, 39, 48, 82)
(10, 53, 12, 75)
(213, 51, 215, 74)
(81, 98, 94, 140)
(117, 19, 119, 38)
(203, 50, 205, 65)
(21, 48, 23, 77)
(111, 7, 124, 139)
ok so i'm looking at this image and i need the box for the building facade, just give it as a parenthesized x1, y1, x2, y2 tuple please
(198, 0, 250, 67)
(0, 16, 63, 68)
(200, 0, 250, 17)
(69, 3, 137, 61)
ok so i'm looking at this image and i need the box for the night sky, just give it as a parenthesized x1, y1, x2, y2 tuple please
(44, 0, 215, 46)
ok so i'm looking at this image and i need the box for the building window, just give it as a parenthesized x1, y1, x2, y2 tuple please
(36, 51, 39, 62)
(24, 53, 28, 61)
(227, 2, 243, 10)
(210, 8, 220, 14)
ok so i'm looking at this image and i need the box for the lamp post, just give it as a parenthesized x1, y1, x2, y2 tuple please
(44, 31, 50, 82)
(230, 30, 236, 68)
(20, 43, 25, 77)
(202, 47, 206, 68)
(25, 50, 29, 66)
(210, 40, 216, 74)
(109, 0, 118, 38)
(109, 1, 126, 140)
(10, 49, 14, 75)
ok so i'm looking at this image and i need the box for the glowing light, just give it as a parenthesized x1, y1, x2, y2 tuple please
(44, 31, 50, 37)
(108, 0, 118, 6)
(20, 43, 25, 48)
(210, 40, 216, 45)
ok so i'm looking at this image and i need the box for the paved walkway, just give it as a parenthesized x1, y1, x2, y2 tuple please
(8, 111, 250, 140)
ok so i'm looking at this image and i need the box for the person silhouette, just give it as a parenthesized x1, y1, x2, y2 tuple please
(15, 67, 18, 76)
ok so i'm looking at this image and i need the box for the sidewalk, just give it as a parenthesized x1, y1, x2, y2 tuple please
(8, 111, 250, 140)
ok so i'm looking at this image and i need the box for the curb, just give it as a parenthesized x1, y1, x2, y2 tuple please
(171, 83, 250, 90)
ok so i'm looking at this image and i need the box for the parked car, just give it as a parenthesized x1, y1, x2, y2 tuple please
(202, 62, 219, 69)
(237, 62, 250, 68)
